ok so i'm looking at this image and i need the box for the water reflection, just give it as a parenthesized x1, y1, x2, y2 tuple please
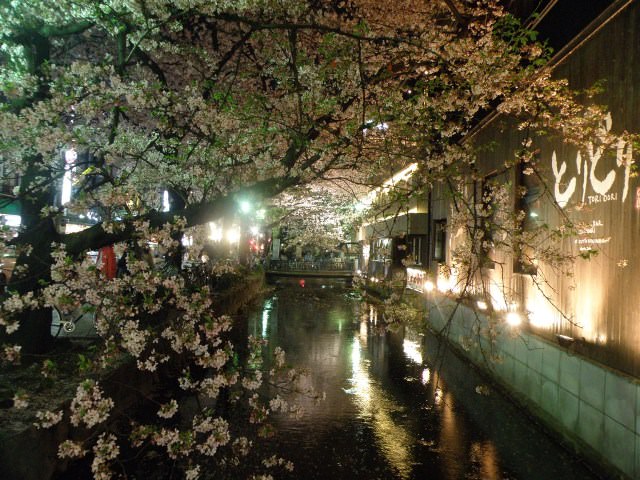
(349, 332, 414, 479)
(471, 442, 501, 480)
(402, 339, 423, 365)
(247, 281, 601, 480)
(261, 299, 272, 337)
(421, 368, 431, 385)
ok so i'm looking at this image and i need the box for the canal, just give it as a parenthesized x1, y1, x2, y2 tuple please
(247, 279, 603, 480)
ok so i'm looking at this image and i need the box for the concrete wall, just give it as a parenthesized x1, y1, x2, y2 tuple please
(425, 293, 639, 479)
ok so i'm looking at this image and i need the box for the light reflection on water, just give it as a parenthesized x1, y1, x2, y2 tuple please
(247, 281, 602, 480)
(261, 299, 272, 338)
(349, 333, 414, 479)
(402, 339, 423, 365)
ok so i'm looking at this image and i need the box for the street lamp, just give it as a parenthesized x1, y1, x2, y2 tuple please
(239, 200, 251, 214)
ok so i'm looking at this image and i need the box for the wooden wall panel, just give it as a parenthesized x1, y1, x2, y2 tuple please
(449, 2, 640, 375)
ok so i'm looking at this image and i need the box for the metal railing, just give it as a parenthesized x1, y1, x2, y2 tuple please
(268, 259, 355, 272)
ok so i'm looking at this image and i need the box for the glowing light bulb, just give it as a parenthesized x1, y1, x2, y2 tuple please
(506, 311, 522, 327)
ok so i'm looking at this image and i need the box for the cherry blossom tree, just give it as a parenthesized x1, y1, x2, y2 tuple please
(0, 0, 543, 351)
(0, 0, 621, 478)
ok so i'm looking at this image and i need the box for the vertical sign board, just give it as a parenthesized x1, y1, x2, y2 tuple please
(536, 116, 638, 366)
(457, 2, 640, 375)
(541, 2, 640, 374)
(271, 238, 281, 261)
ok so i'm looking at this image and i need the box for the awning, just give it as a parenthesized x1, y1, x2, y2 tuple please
(0, 200, 20, 216)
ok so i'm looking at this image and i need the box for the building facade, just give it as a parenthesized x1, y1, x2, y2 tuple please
(360, 2, 640, 477)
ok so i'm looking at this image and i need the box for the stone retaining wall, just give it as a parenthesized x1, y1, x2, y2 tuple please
(424, 293, 638, 479)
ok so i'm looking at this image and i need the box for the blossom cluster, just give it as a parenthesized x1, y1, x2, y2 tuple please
(69, 381, 114, 428)
(91, 433, 119, 480)
(34, 409, 64, 429)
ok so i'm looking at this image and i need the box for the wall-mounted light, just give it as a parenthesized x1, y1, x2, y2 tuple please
(506, 311, 522, 327)
(555, 334, 575, 347)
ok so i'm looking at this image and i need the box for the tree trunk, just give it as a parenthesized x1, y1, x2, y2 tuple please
(4, 157, 60, 355)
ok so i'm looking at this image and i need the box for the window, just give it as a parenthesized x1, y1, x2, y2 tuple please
(514, 162, 543, 274)
(478, 173, 498, 269)
(433, 220, 446, 263)
(409, 235, 423, 265)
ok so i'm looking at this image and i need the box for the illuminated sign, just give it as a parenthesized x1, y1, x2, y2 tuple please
(551, 114, 632, 208)
(406, 267, 427, 293)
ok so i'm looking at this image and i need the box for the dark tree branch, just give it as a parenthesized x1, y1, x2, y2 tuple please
(60, 175, 301, 255)
(442, 0, 466, 26)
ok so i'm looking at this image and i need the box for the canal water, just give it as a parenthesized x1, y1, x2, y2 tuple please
(247, 280, 603, 480)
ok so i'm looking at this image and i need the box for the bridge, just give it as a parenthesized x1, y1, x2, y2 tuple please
(266, 259, 356, 279)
